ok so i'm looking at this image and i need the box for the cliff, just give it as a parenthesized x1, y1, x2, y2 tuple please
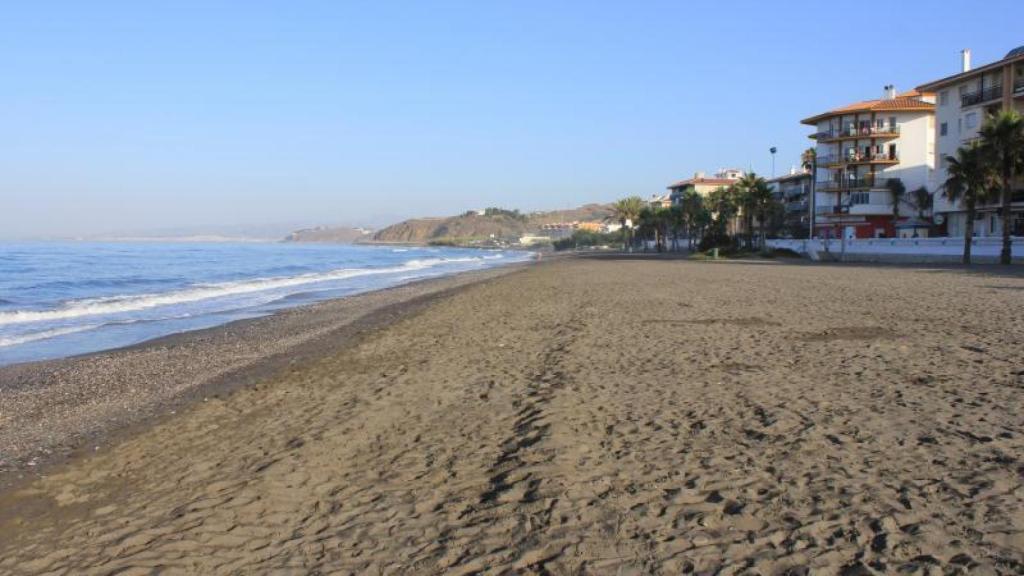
(369, 204, 613, 245)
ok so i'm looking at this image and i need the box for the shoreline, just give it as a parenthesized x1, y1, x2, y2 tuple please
(0, 259, 537, 489)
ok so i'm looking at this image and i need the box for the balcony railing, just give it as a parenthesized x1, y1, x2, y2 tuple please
(815, 205, 837, 214)
(812, 125, 900, 140)
(961, 85, 1003, 107)
(819, 152, 899, 166)
(817, 176, 896, 192)
(785, 201, 809, 213)
(1015, 77, 1024, 95)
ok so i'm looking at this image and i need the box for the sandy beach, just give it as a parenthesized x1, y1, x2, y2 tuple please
(1, 255, 1023, 574)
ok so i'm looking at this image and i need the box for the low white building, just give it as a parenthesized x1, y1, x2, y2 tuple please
(917, 46, 1024, 238)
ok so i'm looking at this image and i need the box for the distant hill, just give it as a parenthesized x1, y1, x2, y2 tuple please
(283, 226, 372, 243)
(369, 204, 613, 245)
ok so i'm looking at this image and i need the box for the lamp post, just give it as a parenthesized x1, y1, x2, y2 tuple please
(769, 147, 777, 179)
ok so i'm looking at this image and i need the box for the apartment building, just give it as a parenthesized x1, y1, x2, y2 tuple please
(666, 168, 744, 205)
(767, 171, 813, 238)
(918, 46, 1024, 238)
(802, 87, 935, 239)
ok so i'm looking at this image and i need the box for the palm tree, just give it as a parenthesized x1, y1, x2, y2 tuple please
(749, 178, 777, 251)
(978, 109, 1024, 265)
(707, 186, 739, 240)
(735, 173, 761, 249)
(910, 186, 932, 219)
(667, 205, 685, 251)
(636, 206, 664, 252)
(943, 142, 996, 265)
(801, 148, 817, 238)
(886, 178, 907, 233)
(681, 190, 704, 249)
(610, 196, 645, 252)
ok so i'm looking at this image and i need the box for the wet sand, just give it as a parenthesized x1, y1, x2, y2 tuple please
(1, 256, 1023, 574)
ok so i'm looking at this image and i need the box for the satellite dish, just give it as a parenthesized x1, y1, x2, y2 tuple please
(934, 214, 945, 225)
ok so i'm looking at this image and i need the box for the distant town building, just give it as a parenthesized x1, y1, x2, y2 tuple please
(648, 194, 672, 209)
(538, 220, 609, 238)
(917, 46, 1024, 238)
(802, 87, 935, 239)
(666, 169, 744, 205)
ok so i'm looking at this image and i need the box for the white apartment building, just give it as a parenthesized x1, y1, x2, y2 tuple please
(802, 87, 936, 239)
(918, 46, 1024, 238)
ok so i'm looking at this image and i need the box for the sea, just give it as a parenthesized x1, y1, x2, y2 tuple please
(0, 242, 529, 366)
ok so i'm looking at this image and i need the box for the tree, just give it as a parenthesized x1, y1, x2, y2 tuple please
(707, 186, 739, 239)
(978, 109, 1024, 265)
(735, 172, 776, 250)
(802, 148, 818, 239)
(681, 190, 705, 250)
(910, 186, 932, 219)
(735, 174, 759, 249)
(635, 206, 668, 252)
(750, 179, 777, 251)
(886, 178, 907, 231)
(943, 142, 997, 265)
(667, 205, 685, 251)
(610, 196, 645, 252)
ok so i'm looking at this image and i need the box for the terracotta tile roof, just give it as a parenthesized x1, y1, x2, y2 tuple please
(667, 177, 737, 189)
(801, 95, 934, 125)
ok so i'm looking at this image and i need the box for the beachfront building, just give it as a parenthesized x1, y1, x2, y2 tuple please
(767, 170, 812, 238)
(802, 87, 935, 239)
(648, 194, 672, 209)
(666, 169, 744, 204)
(917, 47, 1024, 238)
(667, 169, 745, 236)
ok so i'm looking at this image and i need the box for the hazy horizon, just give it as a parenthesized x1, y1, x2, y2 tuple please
(4, 1, 1022, 240)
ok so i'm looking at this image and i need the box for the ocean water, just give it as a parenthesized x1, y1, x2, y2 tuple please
(0, 242, 528, 365)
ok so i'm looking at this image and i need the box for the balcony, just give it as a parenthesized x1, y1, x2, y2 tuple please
(961, 85, 1003, 107)
(819, 152, 899, 167)
(817, 176, 896, 192)
(811, 125, 900, 142)
(785, 201, 809, 213)
(1015, 77, 1024, 96)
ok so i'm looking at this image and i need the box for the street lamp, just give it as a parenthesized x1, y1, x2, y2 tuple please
(769, 147, 777, 178)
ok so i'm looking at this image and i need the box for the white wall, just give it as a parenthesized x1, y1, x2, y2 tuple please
(767, 236, 1022, 260)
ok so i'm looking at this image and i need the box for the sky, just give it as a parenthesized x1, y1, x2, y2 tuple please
(2, 1, 1022, 239)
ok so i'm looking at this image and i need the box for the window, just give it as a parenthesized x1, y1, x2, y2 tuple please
(940, 122, 948, 136)
(940, 91, 949, 105)
(850, 192, 870, 205)
(965, 112, 978, 129)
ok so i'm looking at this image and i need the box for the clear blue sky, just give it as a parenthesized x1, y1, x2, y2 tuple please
(2, 1, 1021, 238)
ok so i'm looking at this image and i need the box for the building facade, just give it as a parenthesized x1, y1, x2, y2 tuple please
(666, 169, 743, 204)
(918, 46, 1024, 239)
(802, 88, 935, 239)
(767, 171, 812, 238)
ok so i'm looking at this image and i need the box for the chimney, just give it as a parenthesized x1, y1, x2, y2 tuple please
(695, 171, 705, 179)
(961, 48, 971, 72)
(882, 85, 896, 100)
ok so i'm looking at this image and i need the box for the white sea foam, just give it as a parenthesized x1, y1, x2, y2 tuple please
(0, 256, 491, 326)
(0, 325, 99, 348)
